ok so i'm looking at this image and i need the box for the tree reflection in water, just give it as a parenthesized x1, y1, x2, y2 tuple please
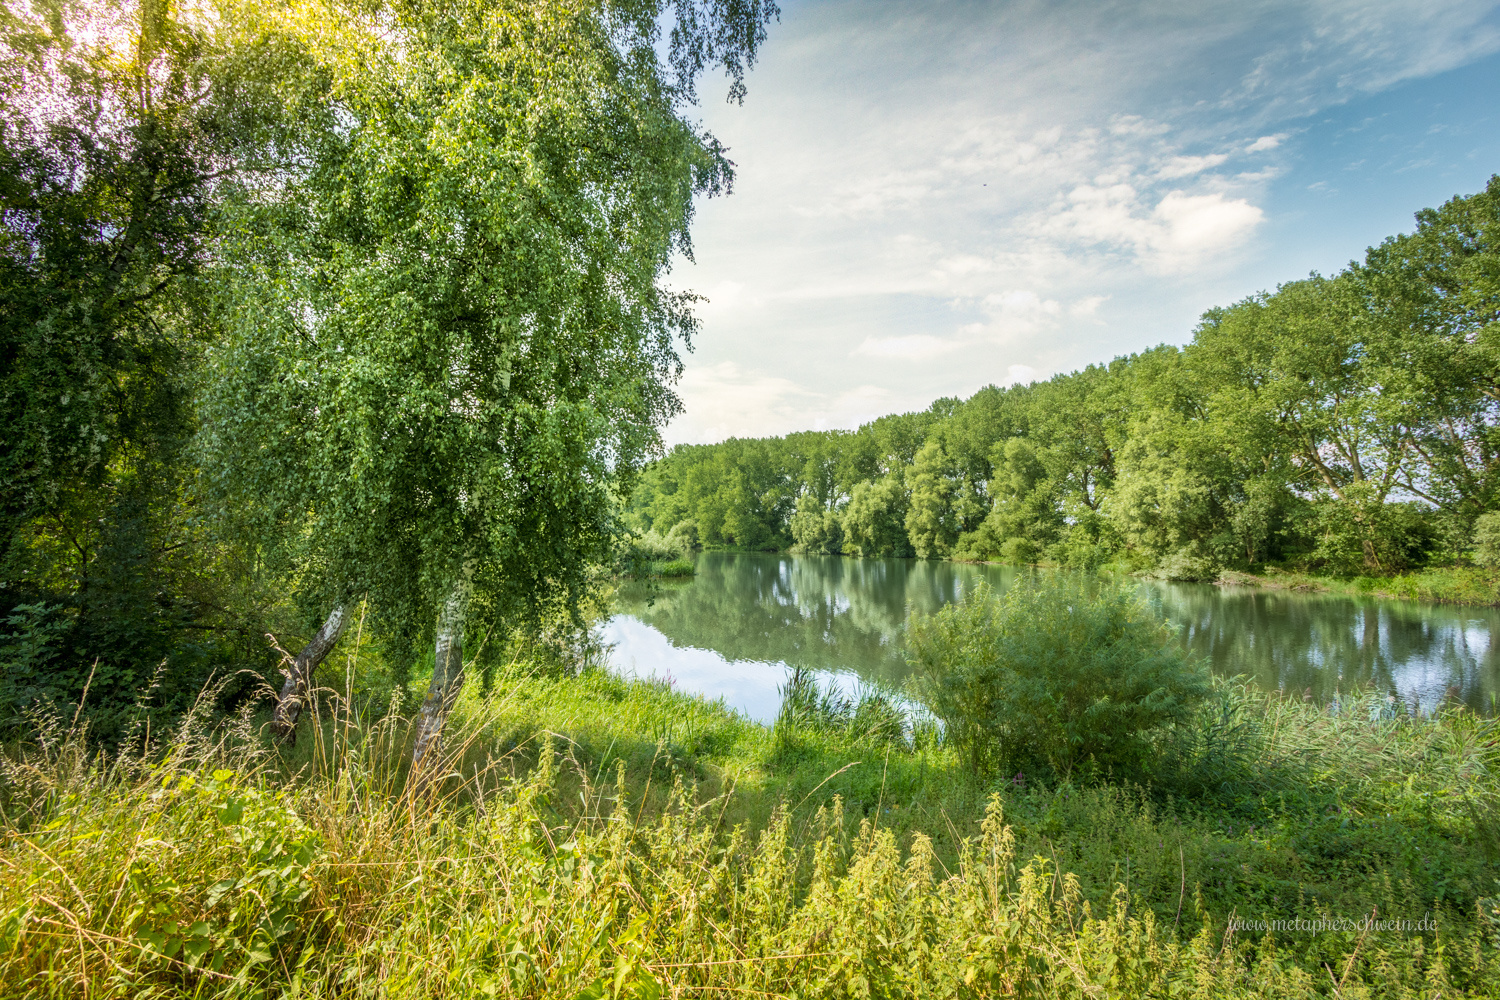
(607, 552, 1500, 717)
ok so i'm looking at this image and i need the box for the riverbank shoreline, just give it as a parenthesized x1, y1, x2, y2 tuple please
(1212, 566, 1500, 607)
(703, 546, 1500, 608)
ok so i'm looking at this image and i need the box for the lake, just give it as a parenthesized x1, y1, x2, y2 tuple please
(601, 552, 1500, 723)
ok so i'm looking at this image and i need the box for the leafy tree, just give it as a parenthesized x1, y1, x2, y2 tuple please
(1190, 275, 1420, 572)
(1361, 176, 1500, 526)
(202, 0, 779, 765)
(905, 426, 993, 559)
(789, 491, 843, 554)
(0, 0, 313, 729)
(1473, 511, 1500, 567)
(841, 474, 912, 558)
(954, 436, 1061, 562)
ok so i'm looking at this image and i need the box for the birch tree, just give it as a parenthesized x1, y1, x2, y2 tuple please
(201, 0, 777, 766)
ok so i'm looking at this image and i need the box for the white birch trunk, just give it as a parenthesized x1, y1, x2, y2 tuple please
(411, 562, 475, 774)
(272, 603, 347, 743)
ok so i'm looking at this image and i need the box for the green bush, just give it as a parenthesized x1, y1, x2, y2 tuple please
(617, 531, 694, 579)
(663, 519, 699, 552)
(631, 530, 688, 562)
(1473, 511, 1500, 568)
(653, 558, 696, 578)
(1310, 486, 1442, 575)
(906, 578, 1210, 778)
(998, 536, 1040, 565)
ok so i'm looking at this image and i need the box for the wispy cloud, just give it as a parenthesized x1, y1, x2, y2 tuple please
(670, 362, 920, 442)
(664, 0, 1500, 445)
(853, 335, 959, 361)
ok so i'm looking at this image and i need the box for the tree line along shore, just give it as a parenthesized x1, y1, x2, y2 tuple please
(627, 178, 1500, 606)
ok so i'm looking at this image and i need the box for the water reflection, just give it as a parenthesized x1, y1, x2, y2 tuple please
(604, 552, 1500, 719)
(1149, 583, 1498, 712)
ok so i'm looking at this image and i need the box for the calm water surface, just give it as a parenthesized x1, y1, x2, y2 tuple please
(601, 552, 1500, 723)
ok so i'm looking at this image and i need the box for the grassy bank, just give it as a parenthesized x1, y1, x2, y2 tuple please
(3, 656, 1499, 998)
(1215, 567, 1500, 607)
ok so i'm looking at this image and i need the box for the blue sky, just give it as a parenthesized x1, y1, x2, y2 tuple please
(661, 0, 1500, 445)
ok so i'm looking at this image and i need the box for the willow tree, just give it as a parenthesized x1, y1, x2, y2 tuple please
(201, 0, 777, 761)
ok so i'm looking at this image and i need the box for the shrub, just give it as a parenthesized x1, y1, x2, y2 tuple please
(999, 536, 1040, 565)
(617, 530, 693, 579)
(663, 519, 699, 552)
(631, 529, 688, 562)
(1473, 511, 1500, 567)
(1150, 546, 1220, 582)
(1310, 487, 1441, 575)
(653, 558, 695, 578)
(906, 578, 1210, 778)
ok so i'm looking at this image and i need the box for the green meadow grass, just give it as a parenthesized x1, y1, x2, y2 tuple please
(2, 654, 1499, 997)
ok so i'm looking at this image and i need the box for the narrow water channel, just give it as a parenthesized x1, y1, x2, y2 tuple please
(602, 552, 1500, 723)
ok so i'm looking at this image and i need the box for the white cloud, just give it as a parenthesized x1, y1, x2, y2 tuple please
(663, 0, 1500, 443)
(1069, 295, 1108, 318)
(853, 334, 959, 360)
(1157, 154, 1229, 179)
(669, 363, 815, 443)
(1151, 191, 1264, 260)
(1110, 115, 1173, 137)
(1035, 182, 1263, 273)
(1006, 364, 1038, 384)
(809, 171, 935, 218)
(981, 290, 1063, 330)
(666, 364, 922, 444)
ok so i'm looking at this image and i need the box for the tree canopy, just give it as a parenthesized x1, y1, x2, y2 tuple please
(1, 0, 779, 743)
(626, 176, 1500, 582)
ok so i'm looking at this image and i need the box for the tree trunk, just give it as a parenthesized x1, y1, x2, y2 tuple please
(411, 563, 475, 775)
(272, 604, 347, 744)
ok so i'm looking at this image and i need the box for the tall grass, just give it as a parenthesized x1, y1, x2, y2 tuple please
(2, 651, 1499, 996)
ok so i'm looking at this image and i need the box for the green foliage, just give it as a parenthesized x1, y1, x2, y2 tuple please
(631, 530, 691, 563)
(1, 2, 217, 530)
(840, 473, 912, 557)
(906, 579, 1211, 777)
(789, 492, 844, 554)
(0, 605, 70, 727)
(621, 178, 1500, 598)
(196, 0, 783, 669)
(204, 0, 693, 634)
(1311, 487, 1443, 576)
(4, 672, 1499, 998)
(125, 770, 322, 973)
(0, 1, 304, 727)
(653, 558, 696, 578)
(1473, 511, 1500, 568)
(617, 530, 697, 580)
